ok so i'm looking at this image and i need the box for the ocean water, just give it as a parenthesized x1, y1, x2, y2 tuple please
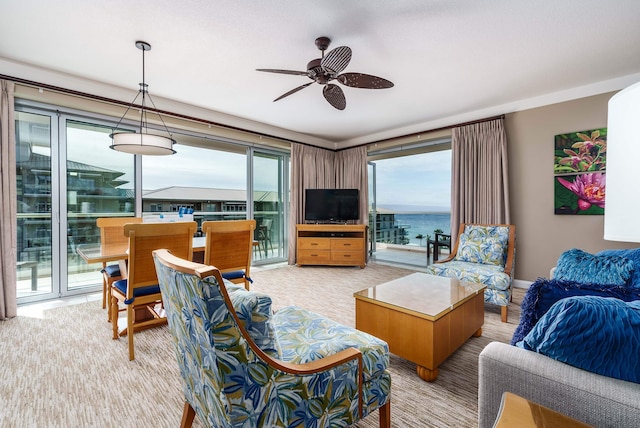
(394, 213, 451, 247)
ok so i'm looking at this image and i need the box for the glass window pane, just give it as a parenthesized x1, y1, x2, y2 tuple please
(66, 120, 135, 290)
(253, 152, 285, 261)
(141, 143, 247, 231)
(371, 150, 452, 267)
(16, 111, 53, 297)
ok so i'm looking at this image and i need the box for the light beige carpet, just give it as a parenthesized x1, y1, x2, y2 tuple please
(0, 262, 522, 427)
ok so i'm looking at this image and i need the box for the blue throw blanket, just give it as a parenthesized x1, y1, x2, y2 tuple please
(510, 278, 640, 345)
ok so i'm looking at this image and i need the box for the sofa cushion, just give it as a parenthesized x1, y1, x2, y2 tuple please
(510, 277, 640, 345)
(516, 296, 640, 384)
(554, 248, 634, 287)
(426, 260, 511, 291)
(272, 306, 389, 382)
(455, 225, 509, 266)
(597, 247, 640, 288)
(223, 282, 279, 358)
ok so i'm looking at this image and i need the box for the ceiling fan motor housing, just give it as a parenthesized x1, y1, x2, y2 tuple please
(306, 59, 325, 82)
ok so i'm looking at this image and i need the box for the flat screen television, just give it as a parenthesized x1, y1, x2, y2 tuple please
(304, 188, 360, 222)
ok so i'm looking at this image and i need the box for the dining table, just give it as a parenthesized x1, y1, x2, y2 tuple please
(76, 236, 207, 276)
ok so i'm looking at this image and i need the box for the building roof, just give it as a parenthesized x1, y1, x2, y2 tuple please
(142, 186, 278, 202)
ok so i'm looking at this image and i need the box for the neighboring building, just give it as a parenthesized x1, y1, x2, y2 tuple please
(370, 208, 410, 245)
(17, 146, 133, 262)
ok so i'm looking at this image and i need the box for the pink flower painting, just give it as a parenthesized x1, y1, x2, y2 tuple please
(554, 128, 607, 215)
(556, 173, 606, 211)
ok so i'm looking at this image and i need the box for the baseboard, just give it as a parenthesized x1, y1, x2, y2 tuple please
(512, 279, 533, 289)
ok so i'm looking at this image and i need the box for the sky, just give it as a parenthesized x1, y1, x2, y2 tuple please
(373, 150, 451, 211)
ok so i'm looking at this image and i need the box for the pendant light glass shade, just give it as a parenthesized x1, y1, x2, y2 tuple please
(110, 132, 176, 155)
(110, 41, 176, 156)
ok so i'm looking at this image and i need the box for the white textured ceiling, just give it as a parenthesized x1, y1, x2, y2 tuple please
(1, 0, 640, 149)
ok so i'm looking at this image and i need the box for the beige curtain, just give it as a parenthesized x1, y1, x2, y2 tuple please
(288, 144, 336, 264)
(1, 80, 17, 320)
(335, 145, 368, 225)
(451, 117, 510, 242)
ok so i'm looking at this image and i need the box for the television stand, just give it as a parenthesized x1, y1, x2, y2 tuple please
(296, 224, 367, 268)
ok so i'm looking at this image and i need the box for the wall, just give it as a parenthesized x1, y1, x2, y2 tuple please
(507, 91, 636, 283)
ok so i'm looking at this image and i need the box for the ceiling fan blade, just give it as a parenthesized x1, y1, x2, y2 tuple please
(256, 68, 309, 77)
(273, 82, 314, 102)
(323, 84, 346, 110)
(337, 72, 394, 89)
(321, 46, 352, 74)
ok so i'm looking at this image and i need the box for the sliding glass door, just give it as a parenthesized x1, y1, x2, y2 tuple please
(251, 149, 288, 262)
(15, 108, 137, 304)
(15, 110, 56, 302)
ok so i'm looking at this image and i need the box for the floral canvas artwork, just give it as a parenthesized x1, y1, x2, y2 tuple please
(554, 129, 606, 215)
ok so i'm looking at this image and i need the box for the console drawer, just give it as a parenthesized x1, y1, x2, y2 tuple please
(331, 238, 363, 251)
(298, 238, 331, 250)
(331, 251, 363, 263)
(298, 250, 332, 264)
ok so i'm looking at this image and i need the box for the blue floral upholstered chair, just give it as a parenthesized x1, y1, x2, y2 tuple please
(152, 249, 391, 428)
(425, 224, 516, 322)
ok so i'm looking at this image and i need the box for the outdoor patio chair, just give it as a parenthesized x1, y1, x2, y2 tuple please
(153, 248, 391, 428)
(255, 218, 274, 258)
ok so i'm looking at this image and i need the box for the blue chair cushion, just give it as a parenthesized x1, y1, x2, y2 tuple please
(223, 282, 279, 357)
(222, 270, 253, 283)
(101, 264, 121, 277)
(273, 306, 389, 382)
(426, 260, 511, 291)
(555, 248, 635, 287)
(516, 296, 640, 384)
(112, 279, 161, 305)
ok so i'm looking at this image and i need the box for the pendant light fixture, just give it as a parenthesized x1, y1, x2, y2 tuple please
(110, 41, 176, 155)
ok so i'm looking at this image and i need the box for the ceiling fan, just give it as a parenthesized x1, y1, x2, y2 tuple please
(256, 37, 394, 110)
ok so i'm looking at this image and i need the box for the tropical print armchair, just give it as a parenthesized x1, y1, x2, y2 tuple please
(153, 249, 391, 428)
(426, 224, 516, 322)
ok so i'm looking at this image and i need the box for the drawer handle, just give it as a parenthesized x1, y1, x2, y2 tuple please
(343, 243, 351, 247)
(310, 243, 318, 246)
(344, 254, 351, 258)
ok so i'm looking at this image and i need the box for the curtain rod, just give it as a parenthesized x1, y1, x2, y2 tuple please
(1, 74, 302, 145)
(338, 114, 506, 152)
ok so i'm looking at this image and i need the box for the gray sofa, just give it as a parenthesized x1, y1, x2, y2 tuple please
(478, 341, 640, 428)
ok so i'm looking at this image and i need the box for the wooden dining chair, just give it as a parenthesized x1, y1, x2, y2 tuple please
(110, 221, 197, 360)
(201, 219, 256, 290)
(96, 217, 142, 320)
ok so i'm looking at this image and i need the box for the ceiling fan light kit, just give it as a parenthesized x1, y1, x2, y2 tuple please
(110, 41, 177, 156)
(257, 37, 393, 110)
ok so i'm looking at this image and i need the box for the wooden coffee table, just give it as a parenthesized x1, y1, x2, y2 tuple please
(354, 272, 486, 381)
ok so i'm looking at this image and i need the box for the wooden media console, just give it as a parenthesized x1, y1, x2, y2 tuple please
(296, 224, 367, 268)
